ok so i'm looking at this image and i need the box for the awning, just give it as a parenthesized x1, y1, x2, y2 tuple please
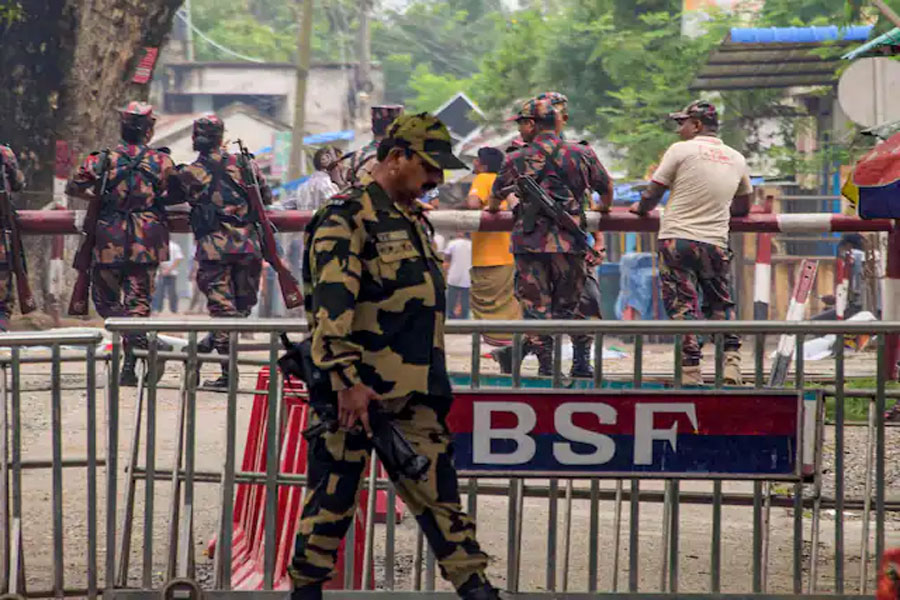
(691, 25, 873, 91)
(842, 27, 900, 60)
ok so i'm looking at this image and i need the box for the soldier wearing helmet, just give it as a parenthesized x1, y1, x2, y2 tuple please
(630, 100, 753, 386)
(338, 104, 404, 186)
(168, 113, 273, 388)
(66, 101, 177, 386)
(489, 97, 613, 377)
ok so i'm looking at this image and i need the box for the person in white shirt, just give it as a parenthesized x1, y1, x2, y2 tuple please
(443, 233, 473, 319)
(281, 146, 342, 212)
(152, 239, 185, 313)
(630, 100, 752, 385)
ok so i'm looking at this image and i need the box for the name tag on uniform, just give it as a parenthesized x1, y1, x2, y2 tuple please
(376, 230, 410, 243)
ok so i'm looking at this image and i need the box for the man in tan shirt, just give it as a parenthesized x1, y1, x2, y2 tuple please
(630, 100, 752, 385)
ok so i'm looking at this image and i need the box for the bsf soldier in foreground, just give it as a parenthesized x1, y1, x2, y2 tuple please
(339, 104, 404, 186)
(67, 102, 176, 386)
(168, 114, 271, 388)
(290, 113, 500, 600)
(0, 144, 33, 330)
(630, 101, 752, 385)
(491, 98, 612, 376)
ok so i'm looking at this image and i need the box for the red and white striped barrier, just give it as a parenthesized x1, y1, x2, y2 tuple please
(835, 250, 852, 321)
(9, 208, 896, 235)
(754, 233, 773, 320)
(769, 259, 819, 387)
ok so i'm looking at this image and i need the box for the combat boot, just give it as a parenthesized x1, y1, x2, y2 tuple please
(723, 350, 743, 386)
(204, 363, 231, 389)
(534, 345, 553, 377)
(119, 352, 139, 387)
(490, 346, 513, 375)
(460, 584, 503, 600)
(290, 585, 322, 600)
(194, 334, 215, 384)
(681, 364, 703, 386)
(570, 340, 594, 379)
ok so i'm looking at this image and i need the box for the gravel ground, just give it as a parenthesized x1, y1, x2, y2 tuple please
(4, 336, 894, 595)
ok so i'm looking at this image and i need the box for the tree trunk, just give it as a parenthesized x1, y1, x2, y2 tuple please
(0, 0, 181, 316)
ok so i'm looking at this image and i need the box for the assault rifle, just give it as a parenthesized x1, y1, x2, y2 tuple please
(68, 150, 110, 316)
(235, 140, 302, 309)
(0, 154, 35, 314)
(517, 175, 602, 262)
(278, 334, 431, 481)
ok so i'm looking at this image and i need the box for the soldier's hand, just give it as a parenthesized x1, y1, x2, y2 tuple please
(337, 383, 381, 437)
(629, 201, 648, 217)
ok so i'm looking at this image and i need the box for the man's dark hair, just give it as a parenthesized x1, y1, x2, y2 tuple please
(376, 138, 414, 162)
(121, 124, 148, 145)
(839, 233, 865, 252)
(477, 147, 504, 173)
(313, 147, 335, 171)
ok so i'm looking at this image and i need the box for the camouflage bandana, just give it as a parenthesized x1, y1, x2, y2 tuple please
(669, 100, 719, 127)
(371, 105, 405, 136)
(385, 113, 467, 170)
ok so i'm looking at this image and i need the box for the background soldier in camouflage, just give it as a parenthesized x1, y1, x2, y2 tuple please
(0, 144, 26, 331)
(338, 104, 404, 186)
(491, 98, 613, 376)
(169, 114, 271, 388)
(291, 113, 500, 600)
(67, 102, 176, 386)
(631, 101, 752, 385)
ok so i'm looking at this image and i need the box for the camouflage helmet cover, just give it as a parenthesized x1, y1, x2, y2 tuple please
(192, 114, 225, 140)
(535, 91, 569, 116)
(385, 112, 467, 170)
(119, 101, 155, 128)
(511, 98, 557, 126)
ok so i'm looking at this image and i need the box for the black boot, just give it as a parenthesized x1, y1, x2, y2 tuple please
(290, 585, 322, 600)
(459, 582, 502, 600)
(119, 352, 138, 387)
(490, 346, 513, 375)
(195, 334, 215, 384)
(534, 344, 553, 377)
(570, 340, 594, 379)
(203, 363, 230, 389)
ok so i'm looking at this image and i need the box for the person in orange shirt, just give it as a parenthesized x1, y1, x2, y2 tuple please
(465, 147, 521, 364)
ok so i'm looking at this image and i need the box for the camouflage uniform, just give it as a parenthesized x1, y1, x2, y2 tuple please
(659, 238, 739, 365)
(339, 105, 404, 186)
(68, 107, 176, 361)
(291, 115, 495, 600)
(0, 145, 26, 331)
(492, 98, 611, 374)
(169, 116, 271, 384)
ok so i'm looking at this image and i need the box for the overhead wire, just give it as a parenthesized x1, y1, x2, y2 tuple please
(175, 8, 266, 63)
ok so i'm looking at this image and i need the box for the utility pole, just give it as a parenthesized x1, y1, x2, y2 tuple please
(184, 0, 195, 61)
(356, 0, 373, 132)
(872, 0, 900, 29)
(288, 0, 314, 180)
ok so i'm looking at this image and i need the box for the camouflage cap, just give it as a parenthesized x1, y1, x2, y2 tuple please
(385, 112, 467, 170)
(119, 101, 155, 120)
(371, 104, 405, 136)
(192, 113, 225, 140)
(510, 98, 557, 125)
(535, 91, 569, 116)
(669, 100, 719, 127)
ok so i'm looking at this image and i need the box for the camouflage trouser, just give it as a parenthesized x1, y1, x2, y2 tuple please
(658, 238, 740, 366)
(92, 264, 156, 351)
(290, 393, 490, 595)
(0, 268, 12, 331)
(515, 253, 586, 350)
(197, 256, 262, 352)
(573, 264, 602, 349)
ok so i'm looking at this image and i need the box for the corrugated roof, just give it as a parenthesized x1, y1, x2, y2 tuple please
(691, 25, 874, 91)
(730, 25, 873, 44)
(842, 27, 900, 60)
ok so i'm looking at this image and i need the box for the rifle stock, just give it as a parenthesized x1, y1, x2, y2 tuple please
(236, 140, 303, 309)
(68, 150, 110, 316)
(0, 155, 35, 315)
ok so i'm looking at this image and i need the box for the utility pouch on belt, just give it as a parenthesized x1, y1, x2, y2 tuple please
(189, 202, 221, 239)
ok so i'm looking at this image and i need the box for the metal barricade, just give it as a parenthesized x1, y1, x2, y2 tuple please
(0, 331, 104, 598)
(17, 318, 900, 599)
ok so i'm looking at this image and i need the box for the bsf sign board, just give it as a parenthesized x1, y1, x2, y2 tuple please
(447, 390, 804, 480)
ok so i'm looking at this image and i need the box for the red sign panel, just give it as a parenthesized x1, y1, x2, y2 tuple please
(447, 390, 803, 479)
(132, 47, 160, 85)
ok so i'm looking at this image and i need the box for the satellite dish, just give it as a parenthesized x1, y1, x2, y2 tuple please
(838, 57, 900, 128)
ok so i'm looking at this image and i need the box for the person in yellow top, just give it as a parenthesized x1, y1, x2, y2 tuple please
(465, 146, 521, 358)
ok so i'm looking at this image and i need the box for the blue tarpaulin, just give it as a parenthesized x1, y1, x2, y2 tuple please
(730, 25, 872, 44)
